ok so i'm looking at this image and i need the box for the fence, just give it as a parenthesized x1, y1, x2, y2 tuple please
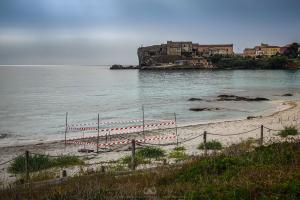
(64, 110, 178, 153)
(1, 110, 299, 189)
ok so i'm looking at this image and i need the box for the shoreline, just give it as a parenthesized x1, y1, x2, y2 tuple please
(0, 100, 290, 148)
(0, 100, 295, 150)
(1, 100, 299, 184)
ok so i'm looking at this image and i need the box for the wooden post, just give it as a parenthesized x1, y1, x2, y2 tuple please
(203, 131, 207, 156)
(101, 166, 105, 173)
(131, 139, 136, 170)
(65, 112, 68, 148)
(62, 170, 67, 178)
(97, 114, 100, 154)
(25, 151, 30, 183)
(260, 125, 264, 146)
(142, 106, 145, 140)
(174, 113, 178, 146)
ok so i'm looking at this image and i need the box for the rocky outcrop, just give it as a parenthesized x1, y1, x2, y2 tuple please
(217, 95, 269, 101)
(110, 65, 139, 70)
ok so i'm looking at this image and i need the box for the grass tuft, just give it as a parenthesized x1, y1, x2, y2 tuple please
(278, 126, 298, 137)
(136, 146, 165, 159)
(169, 146, 188, 161)
(198, 140, 223, 150)
(173, 146, 186, 151)
(8, 154, 83, 174)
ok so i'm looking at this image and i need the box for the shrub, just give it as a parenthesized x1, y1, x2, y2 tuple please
(278, 126, 298, 137)
(198, 140, 223, 150)
(8, 154, 83, 174)
(136, 147, 165, 159)
(120, 155, 150, 169)
(169, 150, 188, 161)
(174, 146, 186, 151)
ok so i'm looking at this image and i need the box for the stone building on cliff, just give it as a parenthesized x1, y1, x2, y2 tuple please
(137, 41, 234, 67)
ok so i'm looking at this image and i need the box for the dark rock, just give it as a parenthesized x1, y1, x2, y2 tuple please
(247, 116, 256, 120)
(188, 98, 203, 101)
(190, 107, 221, 112)
(0, 134, 8, 139)
(251, 97, 269, 101)
(282, 93, 293, 97)
(217, 94, 236, 98)
(110, 64, 123, 69)
(217, 94, 269, 101)
(110, 64, 139, 70)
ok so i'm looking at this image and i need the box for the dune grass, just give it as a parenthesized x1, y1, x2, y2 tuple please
(136, 146, 165, 159)
(169, 146, 188, 161)
(198, 140, 223, 150)
(8, 154, 83, 174)
(2, 141, 300, 199)
(278, 126, 298, 137)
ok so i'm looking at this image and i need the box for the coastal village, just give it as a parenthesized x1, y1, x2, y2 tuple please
(136, 41, 300, 69)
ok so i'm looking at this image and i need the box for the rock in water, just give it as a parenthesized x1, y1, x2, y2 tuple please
(217, 94, 269, 101)
(190, 108, 221, 112)
(188, 98, 203, 101)
(282, 93, 293, 96)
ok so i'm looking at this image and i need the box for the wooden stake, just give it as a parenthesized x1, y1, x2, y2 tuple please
(97, 114, 100, 154)
(142, 106, 145, 140)
(25, 151, 29, 183)
(203, 131, 207, 156)
(260, 125, 264, 146)
(131, 139, 136, 170)
(65, 112, 68, 148)
(174, 113, 178, 146)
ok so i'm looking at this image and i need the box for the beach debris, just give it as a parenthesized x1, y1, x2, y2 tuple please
(78, 148, 94, 153)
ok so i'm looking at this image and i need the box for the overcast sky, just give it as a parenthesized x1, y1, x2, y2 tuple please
(0, 0, 300, 65)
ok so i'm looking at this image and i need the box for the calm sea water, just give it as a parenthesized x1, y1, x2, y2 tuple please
(0, 65, 299, 147)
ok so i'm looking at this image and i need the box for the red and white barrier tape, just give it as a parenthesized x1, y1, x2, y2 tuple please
(68, 119, 173, 127)
(66, 134, 176, 147)
(67, 121, 175, 132)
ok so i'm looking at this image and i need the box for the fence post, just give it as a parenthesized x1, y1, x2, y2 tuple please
(174, 113, 178, 146)
(260, 125, 264, 146)
(142, 106, 145, 140)
(131, 139, 136, 170)
(62, 170, 67, 178)
(101, 166, 105, 173)
(97, 114, 100, 154)
(25, 151, 30, 183)
(65, 112, 68, 148)
(203, 131, 207, 156)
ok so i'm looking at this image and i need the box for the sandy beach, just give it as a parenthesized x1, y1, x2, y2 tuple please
(1, 100, 300, 184)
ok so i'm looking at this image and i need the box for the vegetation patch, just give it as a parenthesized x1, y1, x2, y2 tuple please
(8, 154, 83, 174)
(169, 147, 188, 161)
(173, 146, 186, 151)
(198, 140, 223, 150)
(278, 126, 298, 137)
(120, 155, 150, 169)
(3, 141, 300, 199)
(136, 146, 165, 159)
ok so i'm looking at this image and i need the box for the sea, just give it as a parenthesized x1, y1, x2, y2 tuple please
(0, 65, 299, 147)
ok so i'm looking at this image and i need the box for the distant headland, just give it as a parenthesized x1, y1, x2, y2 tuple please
(111, 41, 300, 70)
